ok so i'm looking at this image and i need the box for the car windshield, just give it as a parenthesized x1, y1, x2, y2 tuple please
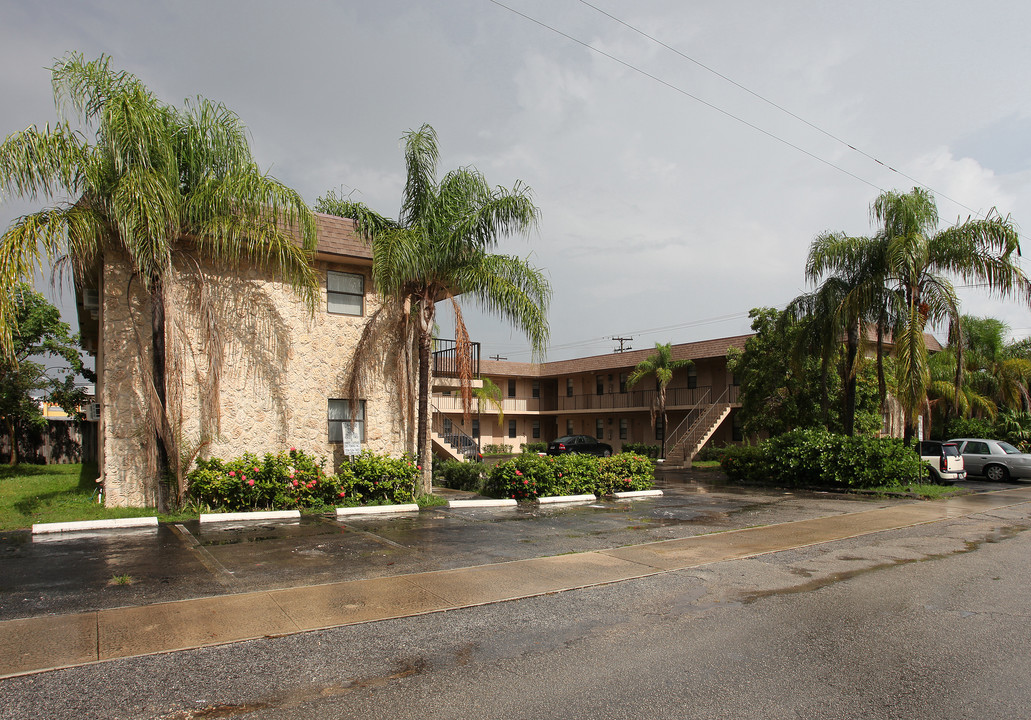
(553, 437, 575, 444)
(942, 444, 960, 456)
(998, 441, 1022, 454)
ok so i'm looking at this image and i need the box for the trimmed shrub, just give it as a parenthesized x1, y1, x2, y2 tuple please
(187, 448, 416, 511)
(622, 442, 660, 459)
(720, 429, 923, 489)
(598, 453, 655, 494)
(520, 442, 547, 454)
(483, 452, 654, 500)
(433, 458, 485, 492)
(481, 443, 513, 455)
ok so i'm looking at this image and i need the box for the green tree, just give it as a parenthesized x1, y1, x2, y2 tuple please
(316, 125, 550, 493)
(0, 53, 318, 508)
(625, 342, 692, 459)
(0, 284, 93, 464)
(870, 187, 1029, 442)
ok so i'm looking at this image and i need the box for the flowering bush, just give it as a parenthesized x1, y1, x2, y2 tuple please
(597, 453, 655, 494)
(187, 448, 416, 511)
(483, 452, 654, 500)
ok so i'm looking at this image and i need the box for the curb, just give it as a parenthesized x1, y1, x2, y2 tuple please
(199, 510, 301, 523)
(336, 504, 420, 517)
(537, 494, 597, 504)
(32, 517, 159, 534)
(448, 498, 518, 508)
(609, 490, 664, 499)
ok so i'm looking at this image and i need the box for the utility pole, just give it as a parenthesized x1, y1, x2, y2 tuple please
(489, 354, 507, 361)
(611, 336, 633, 353)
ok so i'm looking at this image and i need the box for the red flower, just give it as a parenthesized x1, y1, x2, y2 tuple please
(515, 470, 523, 476)
(290, 447, 296, 452)
(253, 467, 259, 473)
(339, 491, 346, 497)
(417, 465, 422, 470)
(247, 479, 255, 486)
(523, 479, 529, 485)
(292, 480, 298, 487)
(557, 473, 563, 478)
(228, 471, 236, 477)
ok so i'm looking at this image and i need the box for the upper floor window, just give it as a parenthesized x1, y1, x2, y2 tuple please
(687, 365, 697, 390)
(508, 379, 516, 398)
(619, 373, 627, 393)
(327, 271, 364, 316)
(596, 375, 604, 396)
(532, 380, 540, 399)
(566, 378, 574, 397)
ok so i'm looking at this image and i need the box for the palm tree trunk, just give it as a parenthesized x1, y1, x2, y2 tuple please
(844, 320, 859, 436)
(152, 277, 169, 511)
(416, 299, 435, 496)
(6, 417, 16, 466)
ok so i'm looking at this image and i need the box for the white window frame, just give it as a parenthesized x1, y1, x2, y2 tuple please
(327, 270, 364, 316)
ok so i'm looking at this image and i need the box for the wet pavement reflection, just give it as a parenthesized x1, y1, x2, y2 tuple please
(0, 474, 1011, 622)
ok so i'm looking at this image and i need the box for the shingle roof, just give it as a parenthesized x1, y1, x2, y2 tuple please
(314, 213, 372, 261)
(480, 334, 752, 378)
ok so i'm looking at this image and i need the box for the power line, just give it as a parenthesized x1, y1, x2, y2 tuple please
(488, 0, 883, 193)
(577, 0, 983, 220)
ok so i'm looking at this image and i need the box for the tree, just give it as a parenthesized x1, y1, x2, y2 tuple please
(316, 125, 550, 494)
(625, 342, 692, 459)
(0, 53, 319, 508)
(870, 187, 1029, 442)
(0, 284, 93, 464)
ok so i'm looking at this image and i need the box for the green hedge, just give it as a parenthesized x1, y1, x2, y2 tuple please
(621, 442, 660, 459)
(719, 429, 923, 489)
(433, 458, 485, 492)
(520, 442, 547, 454)
(187, 448, 417, 511)
(483, 452, 654, 500)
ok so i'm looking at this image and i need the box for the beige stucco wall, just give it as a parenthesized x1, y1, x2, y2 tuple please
(99, 251, 409, 507)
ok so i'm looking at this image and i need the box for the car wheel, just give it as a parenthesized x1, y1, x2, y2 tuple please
(985, 464, 1009, 482)
(602, 449, 611, 457)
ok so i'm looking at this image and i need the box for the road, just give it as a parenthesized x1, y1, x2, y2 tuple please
(2, 492, 1028, 719)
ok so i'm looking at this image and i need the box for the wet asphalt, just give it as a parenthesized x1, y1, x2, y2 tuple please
(0, 471, 973, 623)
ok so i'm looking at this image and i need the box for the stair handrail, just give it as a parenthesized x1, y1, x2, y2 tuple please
(665, 386, 712, 453)
(430, 401, 481, 460)
(668, 385, 731, 456)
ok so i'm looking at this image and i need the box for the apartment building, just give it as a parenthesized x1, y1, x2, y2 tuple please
(432, 336, 749, 466)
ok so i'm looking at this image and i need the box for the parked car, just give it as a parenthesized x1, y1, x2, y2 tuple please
(917, 441, 966, 483)
(546, 435, 613, 457)
(947, 438, 1031, 481)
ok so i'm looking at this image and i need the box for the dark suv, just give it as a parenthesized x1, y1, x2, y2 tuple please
(546, 435, 613, 457)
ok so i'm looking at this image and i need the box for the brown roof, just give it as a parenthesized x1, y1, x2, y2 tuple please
(314, 212, 372, 261)
(481, 334, 753, 378)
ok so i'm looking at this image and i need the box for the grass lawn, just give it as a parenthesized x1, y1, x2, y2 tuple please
(0, 463, 194, 532)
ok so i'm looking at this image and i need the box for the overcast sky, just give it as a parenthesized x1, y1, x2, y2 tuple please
(3, 0, 1031, 361)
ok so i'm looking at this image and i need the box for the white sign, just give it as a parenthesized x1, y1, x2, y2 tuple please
(343, 425, 362, 456)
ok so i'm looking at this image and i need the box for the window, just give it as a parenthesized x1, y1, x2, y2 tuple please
(965, 441, 990, 455)
(532, 380, 540, 399)
(566, 378, 573, 397)
(508, 419, 517, 438)
(508, 379, 516, 398)
(619, 418, 628, 440)
(596, 419, 604, 439)
(596, 375, 604, 396)
(443, 418, 453, 435)
(472, 419, 480, 438)
(687, 365, 697, 390)
(328, 399, 366, 442)
(619, 373, 627, 393)
(566, 419, 574, 435)
(532, 420, 540, 439)
(327, 271, 364, 316)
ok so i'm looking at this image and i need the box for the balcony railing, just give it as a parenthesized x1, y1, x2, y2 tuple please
(432, 338, 481, 379)
(555, 385, 738, 412)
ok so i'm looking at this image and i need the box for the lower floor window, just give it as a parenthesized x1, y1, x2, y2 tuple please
(532, 420, 540, 439)
(566, 419, 574, 435)
(328, 399, 366, 443)
(508, 419, 517, 438)
(596, 419, 604, 439)
(619, 418, 628, 440)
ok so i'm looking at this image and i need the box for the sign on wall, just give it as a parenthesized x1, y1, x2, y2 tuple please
(343, 425, 362, 456)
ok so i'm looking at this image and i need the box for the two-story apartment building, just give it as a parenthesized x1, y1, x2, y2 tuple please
(432, 336, 750, 465)
(77, 213, 411, 507)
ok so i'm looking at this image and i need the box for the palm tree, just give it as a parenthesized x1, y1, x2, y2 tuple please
(316, 125, 550, 494)
(871, 188, 1030, 441)
(0, 54, 318, 507)
(625, 342, 692, 459)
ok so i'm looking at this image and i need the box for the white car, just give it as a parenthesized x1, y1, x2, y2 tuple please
(948, 438, 1031, 482)
(917, 441, 966, 483)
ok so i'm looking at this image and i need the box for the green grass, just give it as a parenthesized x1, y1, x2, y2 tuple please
(868, 482, 965, 500)
(416, 493, 448, 508)
(0, 463, 195, 532)
(690, 460, 723, 470)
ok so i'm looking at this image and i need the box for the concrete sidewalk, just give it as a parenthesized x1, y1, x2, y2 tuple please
(4, 485, 1031, 679)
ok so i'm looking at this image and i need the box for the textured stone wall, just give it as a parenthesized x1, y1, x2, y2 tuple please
(99, 251, 410, 507)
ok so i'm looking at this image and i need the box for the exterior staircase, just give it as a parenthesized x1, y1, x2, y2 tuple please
(430, 402, 480, 462)
(662, 386, 733, 467)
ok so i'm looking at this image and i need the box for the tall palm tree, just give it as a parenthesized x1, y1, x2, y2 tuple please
(317, 125, 550, 493)
(871, 188, 1029, 441)
(0, 53, 318, 507)
(625, 342, 692, 459)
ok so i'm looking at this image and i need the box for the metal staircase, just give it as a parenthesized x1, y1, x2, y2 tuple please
(663, 386, 733, 467)
(430, 402, 480, 462)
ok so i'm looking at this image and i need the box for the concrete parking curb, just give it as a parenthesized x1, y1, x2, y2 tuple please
(199, 510, 301, 523)
(336, 504, 420, 516)
(31, 517, 159, 534)
(610, 490, 664, 498)
(537, 494, 597, 504)
(448, 499, 518, 508)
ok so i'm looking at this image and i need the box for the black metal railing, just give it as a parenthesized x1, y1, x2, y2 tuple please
(432, 338, 481, 379)
(431, 402, 481, 460)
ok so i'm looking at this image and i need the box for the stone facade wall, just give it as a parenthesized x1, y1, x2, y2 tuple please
(99, 251, 409, 507)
